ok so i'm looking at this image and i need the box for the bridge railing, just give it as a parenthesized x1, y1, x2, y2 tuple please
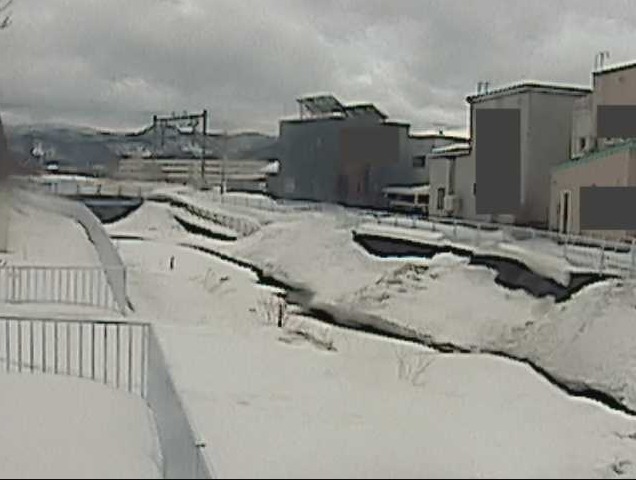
(15, 189, 129, 314)
(0, 264, 123, 311)
(358, 212, 636, 277)
(0, 315, 214, 479)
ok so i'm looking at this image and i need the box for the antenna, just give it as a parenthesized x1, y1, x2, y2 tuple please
(595, 50, 611, 71)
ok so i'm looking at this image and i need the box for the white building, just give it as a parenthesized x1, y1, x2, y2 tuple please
(430, 82, 591, 226)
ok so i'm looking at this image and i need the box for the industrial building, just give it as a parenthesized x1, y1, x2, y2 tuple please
(115, 157, 273, 192)
(550, 61, 636, 240)
(426, 142, 471, 217)
(428, 81, 591, 226)
(270, 94, 465, 208)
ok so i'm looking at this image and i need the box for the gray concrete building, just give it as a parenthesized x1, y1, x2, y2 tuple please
(445, 82, 590, 226)
(272, 94, 414, 207)
(271, 94, 468, 208)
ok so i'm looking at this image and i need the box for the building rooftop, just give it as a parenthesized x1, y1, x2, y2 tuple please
(382, 184, 430, 195)
(410, 131, 469, 142)
(466, 81, 591, 103)
(427, 142, 471, 159)
(292, 93, 397, 124)
(593, 60, 636, 77)
(343, 103, 388, 121)
(552, 139, 636, 172)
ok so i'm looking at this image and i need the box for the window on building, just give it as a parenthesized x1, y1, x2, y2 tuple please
(398, 194, 416, 203)
(473, 183, 477, 196)
(417, 194, 429, 205)
(437, 187, 445, 210)
(579, 137, 586, 151)
(412, 156, 426, 168)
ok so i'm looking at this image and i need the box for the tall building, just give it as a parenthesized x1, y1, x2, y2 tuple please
(429, 82, 590, 226)
(273, 94, 417, 207)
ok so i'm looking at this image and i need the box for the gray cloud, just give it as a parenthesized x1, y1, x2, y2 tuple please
(1, 0, 636, 134)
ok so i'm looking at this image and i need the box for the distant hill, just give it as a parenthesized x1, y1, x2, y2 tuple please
(4, 122, 280, 172)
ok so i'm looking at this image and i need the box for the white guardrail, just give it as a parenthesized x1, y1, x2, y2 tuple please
(0, 316, 215, 479)
(194, 192, 636, 276)
(0, 264, 122, 311)
(14, 188, 129, 313)
(355, 213, 636, 276)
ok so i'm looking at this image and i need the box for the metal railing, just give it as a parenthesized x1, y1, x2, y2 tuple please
(0, 265, 123, 311)
(0, 316, 148, 395)
(26, 180, 146, 199)
(357, 212, 636, 276)
(15, 189, 129, 313)
(147, 327, 214, 479)
(0, 316, 214, 479)
(148, 192, 260, 237)
(165, 189, 636, 276)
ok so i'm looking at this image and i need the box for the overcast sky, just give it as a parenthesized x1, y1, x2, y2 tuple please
(1, 0, 636, 134)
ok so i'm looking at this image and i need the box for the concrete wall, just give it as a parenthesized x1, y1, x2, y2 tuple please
(466, 89, 585, 226)
(593, 66, 636, 149)
(550, 145, 636, 238)
(571, 94, 594, 157)
(525, 91, 581, 226)
(408, 136, 462, 184)
(276, 118, 345, 203)
(460, 93, 531, 222)
(428, 157, 452, 216)
(276, 117, 413, 207)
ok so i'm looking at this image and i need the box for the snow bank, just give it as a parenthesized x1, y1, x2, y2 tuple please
(355, 222, 575, 286)
(3, 203, 100, 266)
(0, 374, 161, 479)
(116, 193, 636, 415)
(118, 238, 636, 478)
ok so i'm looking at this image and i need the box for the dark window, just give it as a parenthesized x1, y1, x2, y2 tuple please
(398, 194, 416, 203)
(579, 137, 586, 151)
(417, 194, 429, 205)
(473, 183, 477, 195)
(437, 187, 445, 210)
(413, 156, 426, 168)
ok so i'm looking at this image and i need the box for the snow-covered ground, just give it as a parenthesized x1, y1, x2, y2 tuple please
(110, 195, 636, 417)
(2, 202, 100, 266)
(104, 204, 636, 477)
(0, 374, 161, 479)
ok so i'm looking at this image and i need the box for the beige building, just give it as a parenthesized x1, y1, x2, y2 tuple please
(550, 141, 636, 239)
(428, 82, 590, 226)
(571, 61, 636, 158)
(551, 61, 636, 240)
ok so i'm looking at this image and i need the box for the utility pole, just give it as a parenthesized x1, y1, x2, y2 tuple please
(221, 128, 228, 196)
(152, 110, 207, 187)
(200, 109, 207, 187)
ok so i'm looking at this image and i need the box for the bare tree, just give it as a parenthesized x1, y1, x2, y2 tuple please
(0, 0, 13, 30)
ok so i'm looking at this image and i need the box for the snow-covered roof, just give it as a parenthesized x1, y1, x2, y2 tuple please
(382, 184, 430, 196)
(467, 81, 591, 103)
(428, 142, 471, 159)
(593, 60, 636, 76)
(261, 160, 280, 175)
(431, 143, 471, 154)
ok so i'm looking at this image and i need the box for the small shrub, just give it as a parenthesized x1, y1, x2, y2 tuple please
(257, 293, 288, 328)
(394, 346, 435, 387)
